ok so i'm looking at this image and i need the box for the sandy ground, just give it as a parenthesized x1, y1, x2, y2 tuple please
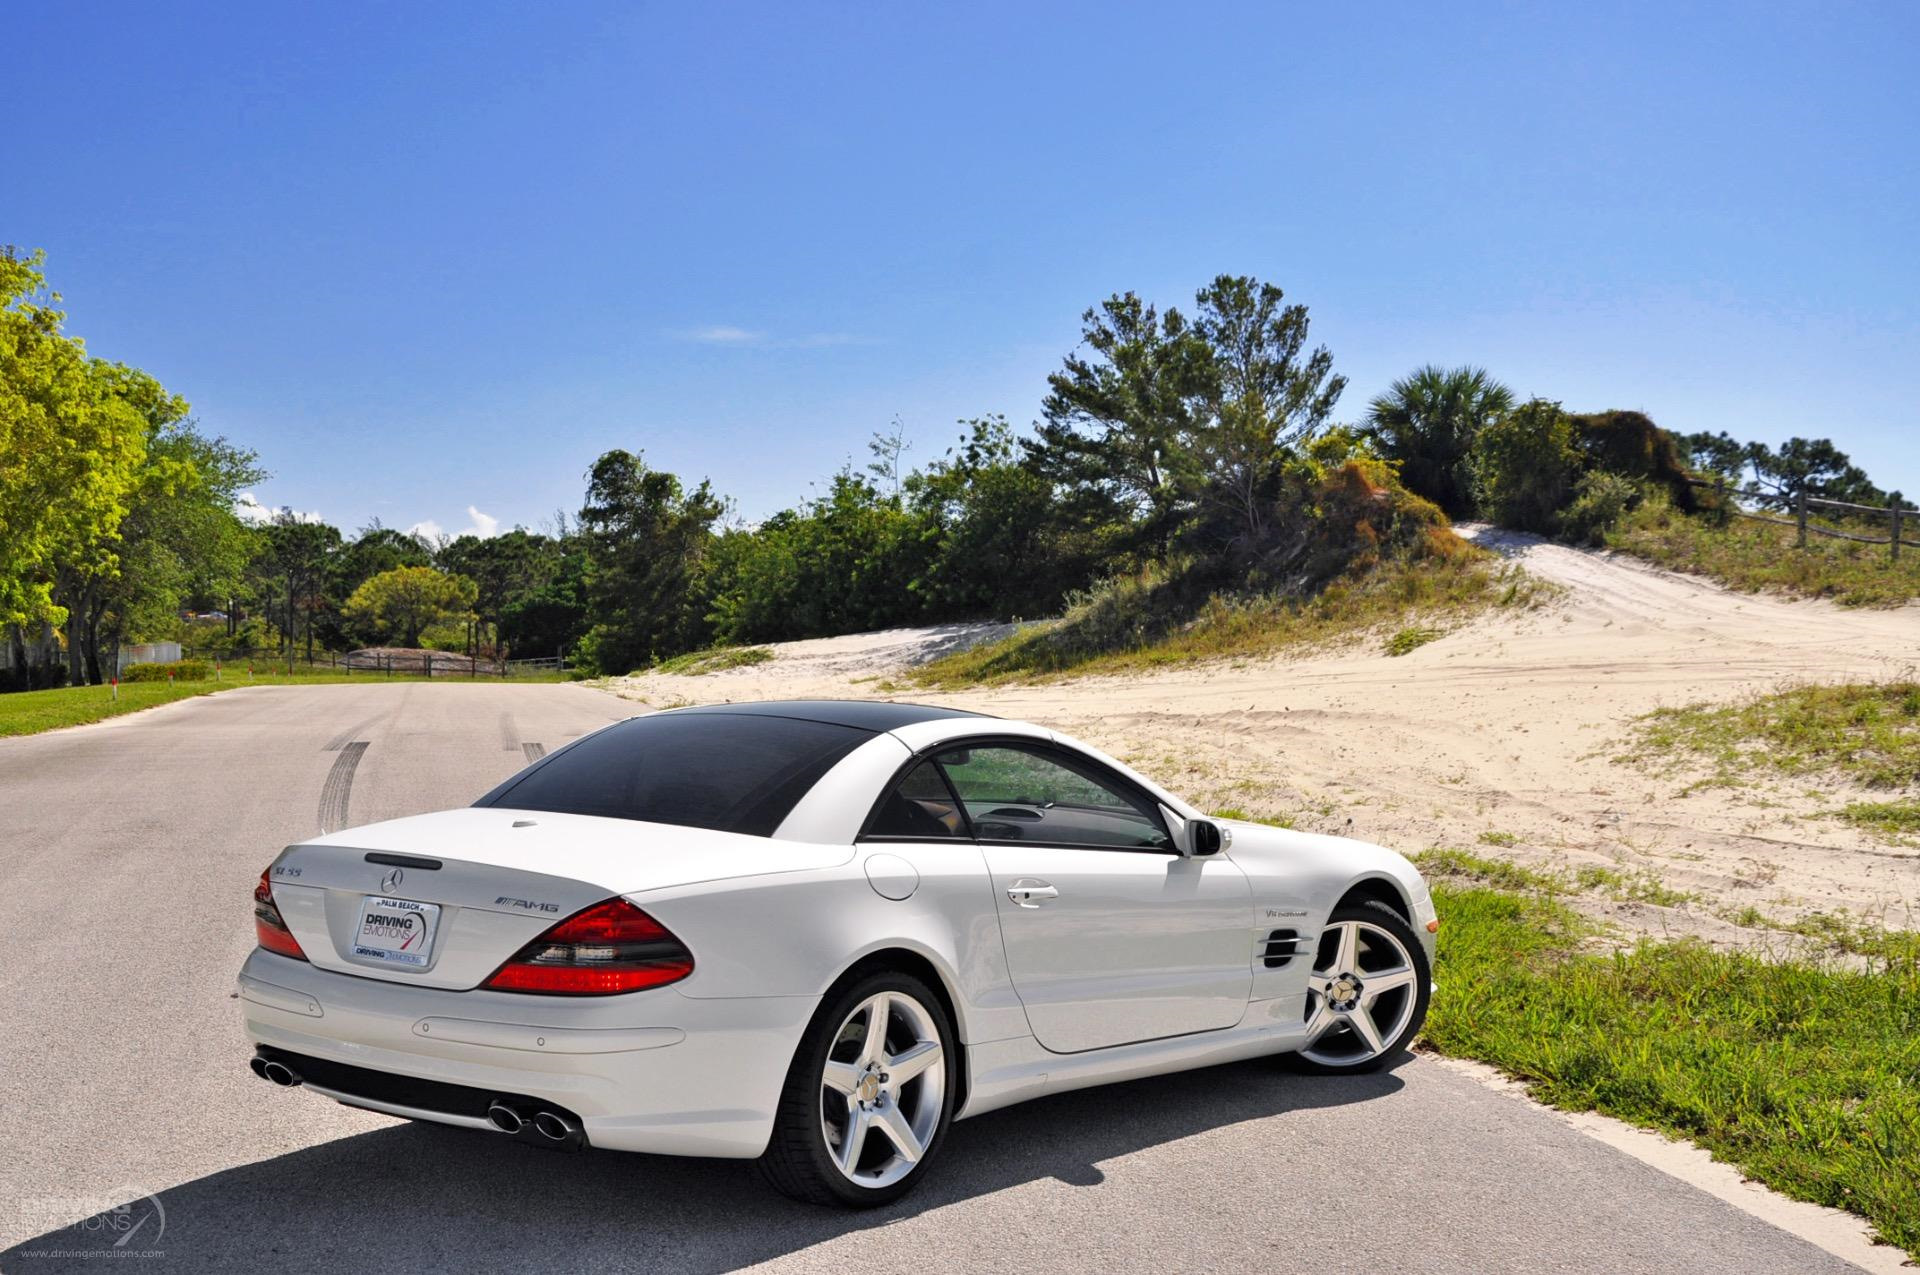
(605, 530, 1920, 938)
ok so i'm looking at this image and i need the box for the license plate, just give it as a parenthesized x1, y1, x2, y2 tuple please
(353, 896, 441, 967)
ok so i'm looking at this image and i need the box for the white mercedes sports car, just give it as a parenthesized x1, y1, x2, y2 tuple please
(241, 700, 1436, 1206)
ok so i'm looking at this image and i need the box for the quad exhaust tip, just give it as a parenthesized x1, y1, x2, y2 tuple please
(532, 1111, 580, 1143)
(486, 1102, 526, 1135)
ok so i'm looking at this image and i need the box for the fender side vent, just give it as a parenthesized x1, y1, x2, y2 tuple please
(1262, 929, 1301, 968)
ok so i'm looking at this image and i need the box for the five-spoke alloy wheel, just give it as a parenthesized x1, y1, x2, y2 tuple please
(1286, 900, 1430, 1074)
(760, 970, 956, 1206)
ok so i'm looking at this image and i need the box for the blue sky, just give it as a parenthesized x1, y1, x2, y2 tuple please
(6, 1, 1917, 534)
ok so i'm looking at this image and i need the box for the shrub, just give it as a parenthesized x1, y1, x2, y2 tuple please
(1557, 470, 1640, 546)
(120, 660, 211, 682)
(1569, 410, 1698, 511)
(1471, 399, 1579, 533)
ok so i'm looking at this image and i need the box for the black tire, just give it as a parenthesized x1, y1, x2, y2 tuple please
(757, 968, 957, 1207)
(1280, 899, 1431, 1075)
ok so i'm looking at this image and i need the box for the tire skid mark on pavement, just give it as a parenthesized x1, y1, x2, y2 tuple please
(323, 716, 383, 752)
(498, 711, 520, 753)
(317, 742, 369, 833)
(521, 742, 546, 762)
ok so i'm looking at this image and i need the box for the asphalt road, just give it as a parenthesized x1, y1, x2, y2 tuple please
(0, 684, 1876, 1273)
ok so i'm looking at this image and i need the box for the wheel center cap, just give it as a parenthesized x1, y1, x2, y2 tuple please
(856, 1073, 882, 1104)
(1330, 975, 1362, 1008)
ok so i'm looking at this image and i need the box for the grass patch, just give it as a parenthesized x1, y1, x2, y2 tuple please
(0, 668, 567, 738)
(913, 553, 1548, 687)
(1834, 800, 1920, 843)
(1476, 830, 1518, 847)
(1607, 495, 1920, 607)
(651, 646, 774, 676)
(1212, 807, 1296, 829)
(1418, 847, 1696, 907)
(1414, 847, 1564, 893)
(1383, 625, 1444, 657)
(1621, 682, 1920, 794)
(1426, 883, 1920, 1258)
(1570, 865, 1695, 907)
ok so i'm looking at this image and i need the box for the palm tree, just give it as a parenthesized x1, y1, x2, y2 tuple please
(1364, 365, 1514, 517)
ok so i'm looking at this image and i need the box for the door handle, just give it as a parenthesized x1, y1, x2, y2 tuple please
(1007, 880, 1059, 907)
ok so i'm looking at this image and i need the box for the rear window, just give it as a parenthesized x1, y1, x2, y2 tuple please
(476, 713, 871, 837)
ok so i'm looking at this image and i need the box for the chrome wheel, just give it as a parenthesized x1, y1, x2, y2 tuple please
(1300, 917, 1420, 1066)
(818, 990, 946, 1189)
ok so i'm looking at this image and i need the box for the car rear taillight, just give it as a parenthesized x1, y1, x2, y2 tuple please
(483, 898, 693, 995)
(254, 867, 308, 961)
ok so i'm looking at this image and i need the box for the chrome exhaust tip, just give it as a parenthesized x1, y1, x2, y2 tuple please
(486, 1102, 526, 1135)
(532, 1110, 580, 1143)
(261, 1060, 301, 1088)
(248, 1056, 269, 1081)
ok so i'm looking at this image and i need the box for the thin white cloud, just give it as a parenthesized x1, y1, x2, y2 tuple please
(235, 492, 323, 525)
(675, 325, 869, 349)
(684, 325, 762, 344)
(407, 519, 445, 541)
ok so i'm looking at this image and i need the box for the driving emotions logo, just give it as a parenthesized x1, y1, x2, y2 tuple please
(16, 1185, 167, 1259)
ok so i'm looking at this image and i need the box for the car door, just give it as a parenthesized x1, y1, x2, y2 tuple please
(934, 741, 1254, 1054)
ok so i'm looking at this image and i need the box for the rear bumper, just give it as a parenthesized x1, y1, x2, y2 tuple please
(237, 949, 818, 1158)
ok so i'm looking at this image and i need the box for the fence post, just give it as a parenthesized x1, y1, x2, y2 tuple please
(1795, 488, 1808, 548)
(1892, 492, 1904, 564)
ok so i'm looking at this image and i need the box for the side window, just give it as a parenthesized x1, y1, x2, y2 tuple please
(936, 745, 1171, 850)
(863, 761, 966, 840)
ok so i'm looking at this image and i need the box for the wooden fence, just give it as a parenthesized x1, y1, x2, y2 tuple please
(1687, 478, 1919, 562)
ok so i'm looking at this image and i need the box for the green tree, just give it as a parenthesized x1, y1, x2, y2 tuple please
(0, 249, 149, 635)
(438, 528, 562, 653)
(1030, 291, 1208, 553)
(1181, 274, 1346, 553)
(342, 565, 476, 648)
(499, 530, 589, 661)
(1471, 399, 1579, 533)
(906, 416, 1081, 619)
(1677, 429, 1748, 482)
(83, 424, 264, 677)
(1749, 437, 1884, 508)
(258, 516, 344, 658)
(705, 470, 932, 644)
(48, 362, 194, 682)
(577, 451, 723, 672)
(1364, 365, 1514, 517)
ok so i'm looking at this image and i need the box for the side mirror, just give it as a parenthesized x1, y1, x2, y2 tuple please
(1186, 819, 1228, 857)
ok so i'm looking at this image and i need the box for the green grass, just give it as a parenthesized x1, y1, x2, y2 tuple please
(1607, 495, 1920, 607)
(913, 554, 1548, 688)
(1569, 865, 1695, 906)
(1426, 884, 1920, 1258)
(1383, 625, 1444, 656)
(1476, 829, 1518, 847)
(1415, 846, 1566, 892)
(1620, 682, 1920, 803)
(0, 667, 567, 738)
(650, 645, 775, 676)
(1211, 807, 1296, 829)
(1416, 847, 1696, 907)
(1835, 800, 1920, 842)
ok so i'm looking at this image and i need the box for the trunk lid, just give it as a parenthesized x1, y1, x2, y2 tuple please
(266, 806, 851, 990)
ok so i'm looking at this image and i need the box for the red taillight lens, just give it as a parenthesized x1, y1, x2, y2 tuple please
(254, 867, 308, 961)
(483, 898, 693, 995)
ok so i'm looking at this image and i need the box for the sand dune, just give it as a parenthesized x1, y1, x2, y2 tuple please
(605, 529, 1919, 934)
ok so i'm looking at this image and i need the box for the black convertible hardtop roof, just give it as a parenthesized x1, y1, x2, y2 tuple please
(671, 699, 990, 732)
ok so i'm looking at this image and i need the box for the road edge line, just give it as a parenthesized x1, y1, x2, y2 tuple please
(1428, 1055, 1907, 1274)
